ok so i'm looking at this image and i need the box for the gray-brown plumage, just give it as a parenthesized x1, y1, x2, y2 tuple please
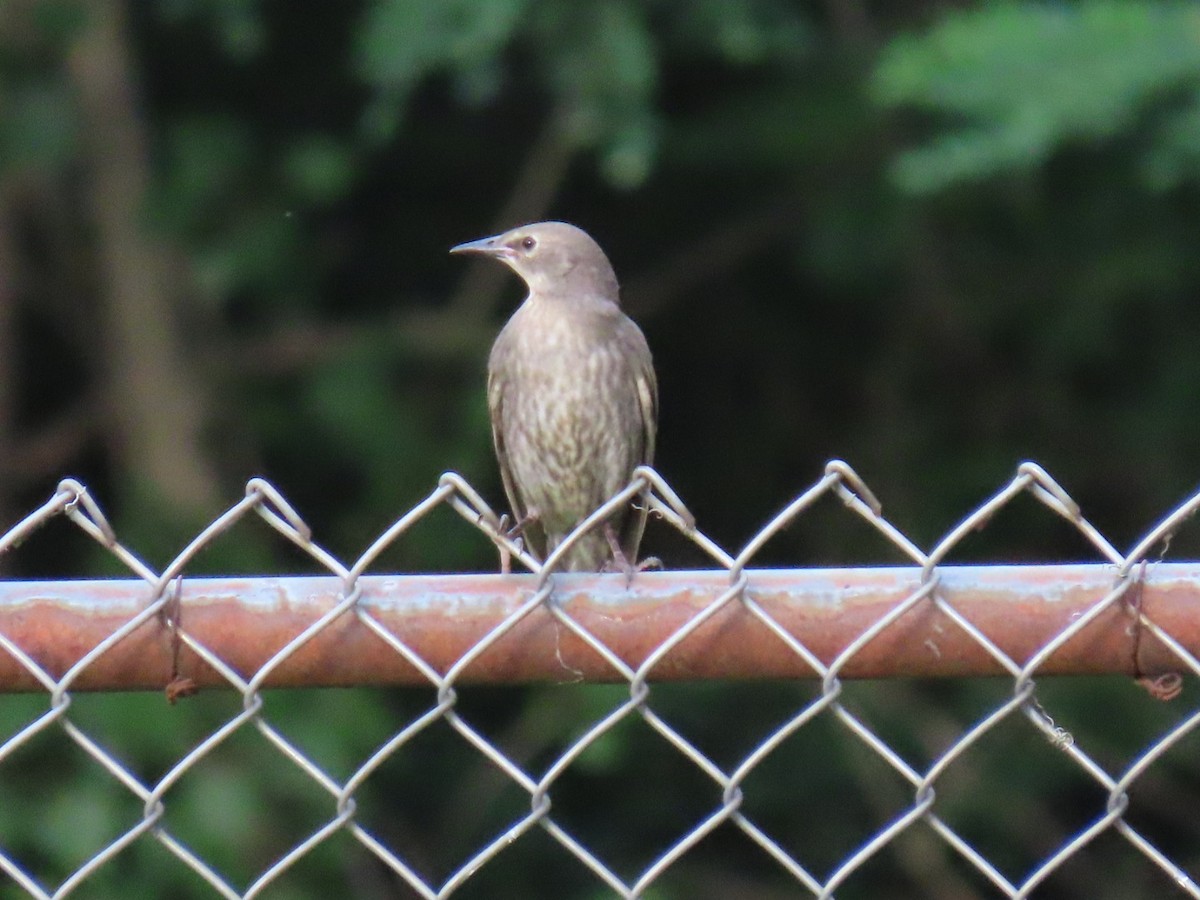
(451, 221, 657, 572)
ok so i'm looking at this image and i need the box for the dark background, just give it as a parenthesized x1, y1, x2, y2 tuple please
(2, 1, 1200, 897)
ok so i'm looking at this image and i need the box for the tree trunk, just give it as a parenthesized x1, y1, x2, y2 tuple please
(67, 0, 222, 515)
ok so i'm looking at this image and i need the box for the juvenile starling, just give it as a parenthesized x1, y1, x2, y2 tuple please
(451, 221, 657, 573)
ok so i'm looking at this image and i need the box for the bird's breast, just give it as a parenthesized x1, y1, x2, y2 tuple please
(489, 303, 644, 526)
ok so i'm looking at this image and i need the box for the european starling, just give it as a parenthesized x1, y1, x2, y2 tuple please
(451, 221, 657, 572)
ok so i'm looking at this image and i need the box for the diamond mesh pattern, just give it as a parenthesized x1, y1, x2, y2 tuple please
(1, 462, 1199, 898)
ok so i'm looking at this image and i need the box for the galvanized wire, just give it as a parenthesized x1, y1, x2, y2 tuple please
(1, 461, 1199, 897)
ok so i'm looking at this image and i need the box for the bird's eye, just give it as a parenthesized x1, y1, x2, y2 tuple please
(520, 236, 537, 251)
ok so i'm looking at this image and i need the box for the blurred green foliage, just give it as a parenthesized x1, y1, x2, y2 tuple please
(2, 0, 1200, 896)
(875, 1, 1200, 191)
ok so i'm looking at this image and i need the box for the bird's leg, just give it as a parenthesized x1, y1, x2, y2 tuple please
(504, 508, 539, 541)
(494, 508, 539, 574)
(602, 523, 661, 586)
(495, 513, 514, 575)
(603, 524, 628, 574)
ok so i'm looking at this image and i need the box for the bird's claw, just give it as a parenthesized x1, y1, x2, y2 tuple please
(503, 509, 539, 540)
(634, 556, 662, 572)
(602, 523, 659, 586)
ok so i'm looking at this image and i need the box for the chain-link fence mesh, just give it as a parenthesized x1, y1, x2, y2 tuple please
(2, 461, 1200, 898)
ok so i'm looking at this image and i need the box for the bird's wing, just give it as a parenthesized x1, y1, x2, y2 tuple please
(488, 369, 547, 561)
(621, 337, 658, 564)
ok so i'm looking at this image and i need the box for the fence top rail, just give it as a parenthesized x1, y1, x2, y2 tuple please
(0, 562, 1191, 692)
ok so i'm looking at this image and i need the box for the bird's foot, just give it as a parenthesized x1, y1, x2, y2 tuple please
(503, 508, 540, 540)
(602, 523, 658, 586)
(633, 556, 663, 572)
(495, 510, 538, 574)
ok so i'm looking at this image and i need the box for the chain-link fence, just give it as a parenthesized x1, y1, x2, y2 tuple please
(2, 461, 1200, 898)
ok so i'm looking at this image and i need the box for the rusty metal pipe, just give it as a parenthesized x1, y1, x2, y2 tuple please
(0, 564, 1191, 692)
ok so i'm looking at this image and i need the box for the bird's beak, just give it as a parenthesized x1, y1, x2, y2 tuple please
(449, 234, 509, 258)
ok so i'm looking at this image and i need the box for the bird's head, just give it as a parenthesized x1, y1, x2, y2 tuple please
(450, 221, 619, 302)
